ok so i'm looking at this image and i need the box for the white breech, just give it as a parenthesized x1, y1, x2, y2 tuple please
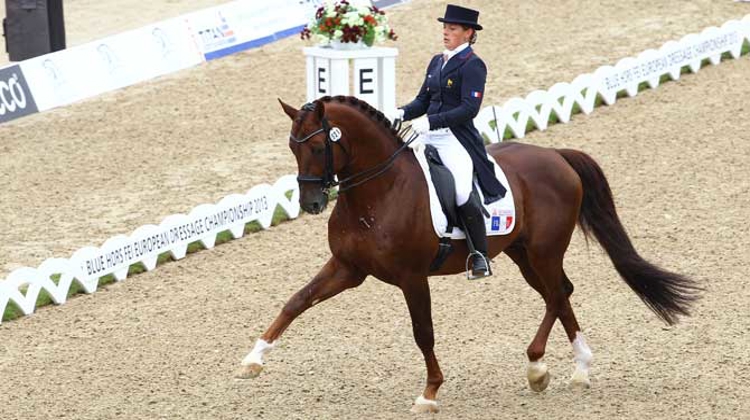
(421, 129, 474, 206)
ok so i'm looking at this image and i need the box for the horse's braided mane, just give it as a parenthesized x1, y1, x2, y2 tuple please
(318, 95, 404, 144)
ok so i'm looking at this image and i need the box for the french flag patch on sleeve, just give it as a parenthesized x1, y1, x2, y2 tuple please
(471, 91, 482, 98)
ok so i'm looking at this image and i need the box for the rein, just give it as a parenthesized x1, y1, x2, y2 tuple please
(290, 105, 418, 193)
(337, 130, 418, 193)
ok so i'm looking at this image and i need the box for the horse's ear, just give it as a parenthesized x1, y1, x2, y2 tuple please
(278, 98, 298, 120)
(313, 100, 325, 121)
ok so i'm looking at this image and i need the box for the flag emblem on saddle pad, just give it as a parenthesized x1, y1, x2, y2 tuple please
(491, 216, 501, 231)
(471, 91, 482, 98)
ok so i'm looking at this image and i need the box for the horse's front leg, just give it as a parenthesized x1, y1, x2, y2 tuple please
(400, 277, 444, 413)
(236, 256, 365, 378)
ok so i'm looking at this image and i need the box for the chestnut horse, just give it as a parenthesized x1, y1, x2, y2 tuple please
(237, 96, 700, 413)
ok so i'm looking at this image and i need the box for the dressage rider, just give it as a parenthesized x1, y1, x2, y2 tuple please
(389, 4, 505, 280)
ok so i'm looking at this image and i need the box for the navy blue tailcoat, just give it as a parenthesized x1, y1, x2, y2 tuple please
(402, 47, 505, 204)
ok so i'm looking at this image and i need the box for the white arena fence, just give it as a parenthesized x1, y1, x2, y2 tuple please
(1, 12, 749, 324)
(475, 14, 750, 142)
(0, 175, 300, 323)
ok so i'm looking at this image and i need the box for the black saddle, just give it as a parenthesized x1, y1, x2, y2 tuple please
(424, 144, 457, 272)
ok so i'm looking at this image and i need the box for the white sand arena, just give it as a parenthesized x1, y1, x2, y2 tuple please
(1, 1, 749, 418)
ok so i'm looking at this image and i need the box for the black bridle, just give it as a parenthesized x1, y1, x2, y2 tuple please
(289, 104, 417, 194)
(290, 113, 340, 190)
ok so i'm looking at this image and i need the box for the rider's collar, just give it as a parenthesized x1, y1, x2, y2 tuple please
(442, 42, 470, 61)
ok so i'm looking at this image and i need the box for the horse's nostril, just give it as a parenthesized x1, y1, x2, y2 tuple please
(312, 202, 320, 213)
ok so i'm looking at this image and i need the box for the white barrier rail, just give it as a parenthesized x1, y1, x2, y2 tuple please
(0, 175, 300, 324)
(475, 15, 750, 142)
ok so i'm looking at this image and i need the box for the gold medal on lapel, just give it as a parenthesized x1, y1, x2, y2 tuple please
(446, 79, 453, 89)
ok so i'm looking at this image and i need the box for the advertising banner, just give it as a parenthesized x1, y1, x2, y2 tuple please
(185, 0, 310, 61)
(20, 16, 203, 111)
(0, 65, 39, 123)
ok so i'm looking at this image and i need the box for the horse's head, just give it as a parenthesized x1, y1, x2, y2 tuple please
(280, 99, 348, 214)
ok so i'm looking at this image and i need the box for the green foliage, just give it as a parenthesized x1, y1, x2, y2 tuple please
(3, 301, 23, 321)
(548, 111, 560, 125)
(127, 263, 147, 275)
(594, 93, 605, 108)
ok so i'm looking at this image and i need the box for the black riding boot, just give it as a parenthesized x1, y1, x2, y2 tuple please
(457, 195, 492, 280)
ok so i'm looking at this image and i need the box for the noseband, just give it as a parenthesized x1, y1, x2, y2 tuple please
(290, 103, 417, 194)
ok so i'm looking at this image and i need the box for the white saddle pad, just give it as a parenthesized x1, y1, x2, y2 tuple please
(412, 143, 516, 239)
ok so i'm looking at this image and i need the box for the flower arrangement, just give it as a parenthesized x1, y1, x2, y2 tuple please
(300, 1, 398, 47)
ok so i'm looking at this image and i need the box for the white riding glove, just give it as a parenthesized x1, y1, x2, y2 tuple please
(386, 108, 404, 123)
(411, 117, 431, 135)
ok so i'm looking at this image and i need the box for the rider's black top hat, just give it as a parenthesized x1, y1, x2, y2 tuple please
(437, 4, 483, 31)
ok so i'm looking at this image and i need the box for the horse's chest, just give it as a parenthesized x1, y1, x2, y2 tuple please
(329, 212, 402, 264)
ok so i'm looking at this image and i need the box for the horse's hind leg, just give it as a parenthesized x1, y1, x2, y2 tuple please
(236, 256, 365, 379)
(505, 244, 555, 392)
(525, 248, 594, 390)
(400, 277, 444, 413)
(558, 270, 593, 389)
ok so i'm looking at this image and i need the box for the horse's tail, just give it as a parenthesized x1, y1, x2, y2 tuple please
(557, 148, 702, 325)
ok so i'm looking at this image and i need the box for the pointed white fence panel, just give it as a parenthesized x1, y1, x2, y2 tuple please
(475, 15, 749, 142)
(0, 174, 300, 324)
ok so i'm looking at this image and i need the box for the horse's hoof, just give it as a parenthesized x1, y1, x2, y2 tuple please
(410, 396, 439, 414)
(569, 369, 591, 390)
(235, 363, 263, 379)
(410, 403, 439, 414)
(527, 361, 550, 392)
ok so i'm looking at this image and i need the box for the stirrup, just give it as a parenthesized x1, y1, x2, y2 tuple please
(465, 252, 492, 280)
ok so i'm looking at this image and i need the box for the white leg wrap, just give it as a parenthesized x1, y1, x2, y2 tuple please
(572, 332, 593, 373)
(241, 339, 275, 366)
(414, 395, 438, 407)
(528, 360, 548, 377)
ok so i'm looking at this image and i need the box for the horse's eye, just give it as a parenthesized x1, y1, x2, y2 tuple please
(312, 147, 325, 156)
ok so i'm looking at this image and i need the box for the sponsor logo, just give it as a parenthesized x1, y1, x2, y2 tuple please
(197, 12, 237, 52)
(97, 43, 122, 74)
(0, 74, 27, 113)
(42, 58, 63, 85)
(489, 209, 514, 232)
(0, 65, 39, 123)
(195, 12, 237, 52)
(152, 27, 174, 58)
